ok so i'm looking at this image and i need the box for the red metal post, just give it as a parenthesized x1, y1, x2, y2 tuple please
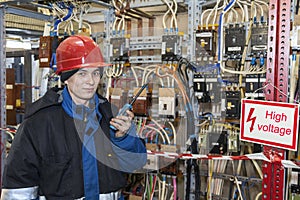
(262, 0, 291, 199)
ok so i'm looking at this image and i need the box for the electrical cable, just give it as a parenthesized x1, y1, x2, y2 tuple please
(162, 1, 173, 32)
(172, 176, 177, 200)
(168, 121, 176, 145)
(236, 0, 245, 22)
(150, 119, 171, 144)
(131, 66, 139, 87)
(206, 0, 221, 29)
(162, 175, 166, 200)
(144, 125, 166, 144)
(255, 192, 262, 200)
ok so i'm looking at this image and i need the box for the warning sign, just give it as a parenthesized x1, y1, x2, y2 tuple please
(240, 99, 299, 151)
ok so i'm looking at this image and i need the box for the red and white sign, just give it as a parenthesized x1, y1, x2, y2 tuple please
(240, 99, 299, 151)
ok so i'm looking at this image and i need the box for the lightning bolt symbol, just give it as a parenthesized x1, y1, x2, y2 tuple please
(246, 108, 256, 132)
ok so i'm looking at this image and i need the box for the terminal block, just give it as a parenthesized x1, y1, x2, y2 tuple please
(225, 24, 246, 59)
(110, 37, 130, 62)
(161, 34, 181, 62)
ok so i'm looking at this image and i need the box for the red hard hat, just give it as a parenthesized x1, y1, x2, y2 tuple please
(56, 35, 109, 74)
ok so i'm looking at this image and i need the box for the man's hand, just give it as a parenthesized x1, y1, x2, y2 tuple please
(110, 110, 134, 137)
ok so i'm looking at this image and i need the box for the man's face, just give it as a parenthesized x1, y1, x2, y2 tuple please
(65, 67, 101, 106)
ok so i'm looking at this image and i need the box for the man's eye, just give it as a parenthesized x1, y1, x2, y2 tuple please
(93, 71, 100, 76)
(78, 72, 86, 76)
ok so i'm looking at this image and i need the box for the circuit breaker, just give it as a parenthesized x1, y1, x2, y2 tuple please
(193, 74, 206, 94)
(158, 88, 176, 118)
(161, 34, 181, 61)
(225, 24, 246, 58)
(195, 30, 216, 59)
(132, 87, 148, 116)
(206, 74, 221, 103)
(225, 91, 240, 119)
(39, 36, 53, 68)
(245, 74, 266, 99)
(251, 25, 268, 57)
(110, 37, 130, 62)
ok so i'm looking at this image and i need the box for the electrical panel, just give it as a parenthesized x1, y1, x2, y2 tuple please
(7, 1, 297, 200)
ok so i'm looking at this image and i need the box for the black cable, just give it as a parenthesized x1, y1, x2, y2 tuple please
(185, 159, 192, 200)
(194, 160, 201, 200)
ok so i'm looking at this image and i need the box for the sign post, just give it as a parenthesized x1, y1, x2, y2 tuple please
(240, 99, 299, 151)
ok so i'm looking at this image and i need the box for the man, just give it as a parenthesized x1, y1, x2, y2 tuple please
(1, 35, 147, 200)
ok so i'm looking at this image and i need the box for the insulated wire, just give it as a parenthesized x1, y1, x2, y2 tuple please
(254, 1, 264, 22)
(236, 0, 245, 22)
(162, 175, 166, 200)
(162, 1, 173, 31)
(131, 66, 139, 87)
(172, 176, 177, 200)
(151, 118, 171, 144)
(212, 1, 226, 27)
(247, 144, 263, 179)
(201, 8, 214, 29)
(234, 176, 244, 200)
(206, 0, 221, 29)
(144, 125, 166, 144)
(168, 121, 176, 145)
(255, 192, 262, 200)
(163, 0, 177, 31)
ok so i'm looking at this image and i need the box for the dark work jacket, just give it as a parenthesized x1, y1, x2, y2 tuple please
(2, 87, 144, 199)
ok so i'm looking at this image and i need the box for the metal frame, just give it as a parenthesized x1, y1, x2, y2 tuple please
(129, 0, 185, 8)
(103, 7, 115, 62)
(263, 0, 291, 199)
(6, 5, 52, 21)
(186, 0, 206, 61)
(0, 5, 6, 178)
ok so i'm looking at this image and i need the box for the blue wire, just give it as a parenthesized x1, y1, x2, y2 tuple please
(217, 0, 236, 62)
